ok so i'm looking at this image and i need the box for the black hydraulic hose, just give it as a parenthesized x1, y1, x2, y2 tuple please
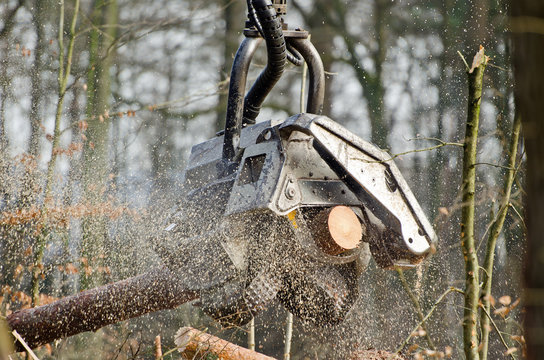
(242, 0, 287, 126)
(246, 0, 303, 67)
(286, 42, 304, 66)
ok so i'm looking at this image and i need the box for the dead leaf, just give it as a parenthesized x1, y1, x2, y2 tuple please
(505, 347, 518, 355)
(64, 263, 78, 274)
(13, 264, 24, 279)
(494, 306, 510, 318)
(408, 344, 419, 354)
(499, 295, 512, 306)
(510, 297, 521, 310)
(511, 335, 525, 344)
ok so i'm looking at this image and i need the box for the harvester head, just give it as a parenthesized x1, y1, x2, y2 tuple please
(156, 0, 437, 327)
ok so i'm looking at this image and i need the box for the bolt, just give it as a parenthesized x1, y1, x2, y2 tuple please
(285, 186, 296, 199)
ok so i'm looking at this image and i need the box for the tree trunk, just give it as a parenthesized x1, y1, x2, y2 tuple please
(294, 1, 335, 116)
(7, 267, 198, 351)
(81, 0, 118, 289)
(510, 2, 544, 359)
(28, 0, 47, 159)
(460, 47, 487, 360)
(216, 0, 245, 132)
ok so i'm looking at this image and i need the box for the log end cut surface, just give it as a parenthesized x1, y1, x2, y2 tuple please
(328, 205, 362, 250)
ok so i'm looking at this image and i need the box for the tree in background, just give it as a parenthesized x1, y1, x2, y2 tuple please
(511, 1, 544, 359)
(80, 0, 118, 289)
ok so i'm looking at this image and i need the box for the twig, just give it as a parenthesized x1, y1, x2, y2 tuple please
(473, 162, 515, 170)
(479, 306, 517, 360)
(11, 330, 40, 360)
(457, 50, 470, 71)
(396, 268, 436, 350)
(353, 139, 462, 164)
(387, 141, 462, 160)
(57, 79, 229, 137)
(284, 312, 294, 360)
(111, 332, 131, 360)
(407, 136, 463, 147)
(486, 63, 509, 72)
(509, 204, 526, 230)
(248, 317, 255, 351)
(390, 287, 461, 359)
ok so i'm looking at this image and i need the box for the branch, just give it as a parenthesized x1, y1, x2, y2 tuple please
(473, 162, 515, 170)
(479, 107, 522, 360)
(479, 306, 517, 360)
(386, 140, 462, 161)
(352, 137, 462, 164)
(11, 330, 40, 360)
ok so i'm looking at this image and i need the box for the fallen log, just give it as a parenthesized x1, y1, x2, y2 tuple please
(5, 206, 363, 352)
(7, 266, 198, 350)
(175, 326, 276, 360)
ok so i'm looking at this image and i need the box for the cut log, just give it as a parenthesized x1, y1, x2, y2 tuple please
(309, 206, 363, 255)
(7, 266, 198, 350)
(175, 326, 276, 360)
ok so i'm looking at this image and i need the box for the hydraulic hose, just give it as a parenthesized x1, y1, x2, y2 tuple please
(246, 0, 303, 67)
(242, 0, 287, 125)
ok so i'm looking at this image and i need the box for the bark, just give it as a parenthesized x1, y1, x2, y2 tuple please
(175, 326, 276, 360)
(460, 47, 487, 360)
(511, 2, 544, 359)
(7, 267, 198, 350)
